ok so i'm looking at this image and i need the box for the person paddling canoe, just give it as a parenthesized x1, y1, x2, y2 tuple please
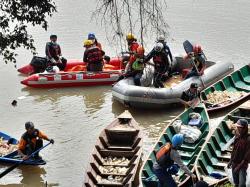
(18, 122, 54, 160)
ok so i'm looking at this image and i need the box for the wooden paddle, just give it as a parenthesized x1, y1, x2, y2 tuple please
(0, 142, 51, 178)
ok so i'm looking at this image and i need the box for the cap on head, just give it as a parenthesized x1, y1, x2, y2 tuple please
(154, 42, 164, 52)
(172, 134, 184, 148)
(88, 33, 96, 40)
(25, 121, 34, 130)
(236, 119, 248, 127)
(50, 34, 57, 39)
(190, 83, 198, 89)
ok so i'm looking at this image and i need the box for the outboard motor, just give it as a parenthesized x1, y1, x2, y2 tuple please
(30, 56, 48, 73)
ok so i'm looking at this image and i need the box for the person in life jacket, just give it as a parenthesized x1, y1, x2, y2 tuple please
(45, 34, 67, 71)
(129, 46, 145, 86)
(144, 42, 171, 88)
(153, 134, 196, 187)
(157, 36, 173, 63)
(18, 122, 54, 160)
(88, 32, 102, 50)
(184, 44, 206, 80)
(83, 39, 105, 71)
(227, 119, 250, 187)
(180, 83, 201, 108)
(126, 33, 139, 54)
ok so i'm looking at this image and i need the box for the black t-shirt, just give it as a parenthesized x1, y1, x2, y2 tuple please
(181, 89, 200, 102)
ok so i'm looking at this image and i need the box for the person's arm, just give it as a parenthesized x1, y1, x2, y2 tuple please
(144, 50, 154, 63)
(166, 45, 173, 62)
(170, 149, 193, 176)
(45, 42, 53, 59)
(83, 50, 88, 62)
(18, 138, 28, 159)
(180, 91, 191, 106)
(58, 44, 62, 56)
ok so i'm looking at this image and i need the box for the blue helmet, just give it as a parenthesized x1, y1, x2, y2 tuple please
(88, 33, 96, 40)
(172, 134, 184, 148)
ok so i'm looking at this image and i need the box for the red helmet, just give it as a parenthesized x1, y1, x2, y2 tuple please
(193, 44, 202, 54)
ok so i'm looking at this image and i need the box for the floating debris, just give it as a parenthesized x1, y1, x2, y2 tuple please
(96, 175, 124, 184)
(206, 91, 247, 105)
(99, 165, 128, 175)
(0, 138, 17, 156)
(101, 156, 130, 166)
(11, 100, 17, 107)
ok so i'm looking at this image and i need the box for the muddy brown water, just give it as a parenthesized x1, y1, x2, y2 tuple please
(0, 0, 250, 186)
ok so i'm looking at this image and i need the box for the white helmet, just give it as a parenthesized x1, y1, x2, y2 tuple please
(157, 35, 165, 42)
(154, 42, 164, 52)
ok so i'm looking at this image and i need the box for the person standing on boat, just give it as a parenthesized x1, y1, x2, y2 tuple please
(83, 39, 105, 71)
(18, 122, 54, 160)
(87, 32, 102, 50)
(228, 119, 250, 187)
(153, 134, 196, 187)
(157, 36, 173, 64)
(45, 34, 67, 71)
(184, 44, 206, 80)
(144, 42, 171, 88)
(180, 83, 201, 108)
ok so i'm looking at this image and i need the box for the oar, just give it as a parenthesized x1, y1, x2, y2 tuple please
(0, 142, 51, 178)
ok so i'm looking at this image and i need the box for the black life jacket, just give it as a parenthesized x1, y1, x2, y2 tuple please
(22, 129, 40, 148)
(46, 42, 61, 60)
(86, 46, 103, 63)
(156, 143, 174, 168)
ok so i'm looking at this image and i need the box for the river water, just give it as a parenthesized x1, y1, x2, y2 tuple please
(0, 0, 250, 186)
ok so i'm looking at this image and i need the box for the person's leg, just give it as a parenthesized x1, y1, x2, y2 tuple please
(238, 169, 247, 187)
(96, 62, 103, 71)
(34, 139, 43, 159)
(185, 69, 199, 80)
(134, 73, 141, 86)
(153, 167, 177, 187)
(232, 169, 239, 187)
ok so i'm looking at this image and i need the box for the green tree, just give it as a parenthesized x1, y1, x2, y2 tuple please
(0, 0, 57, 64)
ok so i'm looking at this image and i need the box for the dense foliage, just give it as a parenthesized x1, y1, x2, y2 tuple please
(0, 0, 57, 64)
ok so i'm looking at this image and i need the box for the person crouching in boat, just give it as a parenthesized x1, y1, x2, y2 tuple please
(144, 42, 171, 88)
(83, 39, 105, 72)
(153, 134, 196, 187)
(180, 83, 201, 108)
(184, 44, 206, 80)
(18, 122, 54, 160)
(116, 46, 145, 85)
(45, 34, 67, 71)
(227, 119, 250, 187)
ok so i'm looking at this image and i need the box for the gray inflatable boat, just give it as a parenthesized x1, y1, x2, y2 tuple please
(112, 56, 234, 108)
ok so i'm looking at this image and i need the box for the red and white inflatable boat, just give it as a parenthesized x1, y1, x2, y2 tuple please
(20, 58, 124, 88)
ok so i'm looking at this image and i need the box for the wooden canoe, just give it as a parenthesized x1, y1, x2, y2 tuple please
(201, 64, 250, 113)
(194, 100, 250, 186)
(140, 104, 210, 187)
(84, 110, 143, 187)
(0, 132, 46, 165)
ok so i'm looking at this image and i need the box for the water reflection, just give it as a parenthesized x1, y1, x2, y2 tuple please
(21, 86, 111, 114)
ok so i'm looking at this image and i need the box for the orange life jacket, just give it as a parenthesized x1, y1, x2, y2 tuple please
(156, 143, 174, 167)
